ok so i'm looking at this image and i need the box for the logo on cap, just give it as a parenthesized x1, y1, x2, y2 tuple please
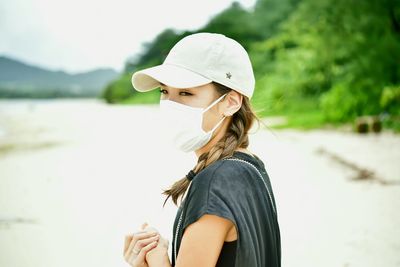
(226, 72, 232, 79)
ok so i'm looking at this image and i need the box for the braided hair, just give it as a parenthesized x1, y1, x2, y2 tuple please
(162, 81, 263, 207)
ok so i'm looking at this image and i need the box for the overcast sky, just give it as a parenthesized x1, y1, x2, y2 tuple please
(0, 0, 256, 74)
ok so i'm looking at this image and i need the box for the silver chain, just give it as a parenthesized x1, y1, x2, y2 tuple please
(222, 157, 276, 214)
(174, 207, 184, 262)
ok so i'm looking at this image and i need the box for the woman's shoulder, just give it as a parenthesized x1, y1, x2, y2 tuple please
(191, 156, 260, 190)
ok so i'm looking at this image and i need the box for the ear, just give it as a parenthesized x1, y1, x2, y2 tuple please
(223, 91, 242, 116)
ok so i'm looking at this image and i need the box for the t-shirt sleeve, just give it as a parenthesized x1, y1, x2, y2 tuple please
(181, 161, 249, 232)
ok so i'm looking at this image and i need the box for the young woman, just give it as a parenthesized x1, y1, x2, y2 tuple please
(123, 32, 281, 267)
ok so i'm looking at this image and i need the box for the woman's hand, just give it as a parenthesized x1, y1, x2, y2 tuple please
(123, 222, 160, 267)
(145, 234, 170, 267)
(141, 225, 170, 267)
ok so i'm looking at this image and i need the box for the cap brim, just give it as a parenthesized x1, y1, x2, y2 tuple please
(131, 63, 212, 92)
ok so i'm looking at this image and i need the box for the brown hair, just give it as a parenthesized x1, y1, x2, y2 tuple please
(161, 81, 265, 207)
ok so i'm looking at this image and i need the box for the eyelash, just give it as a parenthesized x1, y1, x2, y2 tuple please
(159, 89, 193, 96)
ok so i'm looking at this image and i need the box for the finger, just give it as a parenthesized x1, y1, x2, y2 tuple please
(141, 222, 148, 230)
(137, 240, 158, 261)
(123, 231, 147, 255)
(143, 225, 158, 233)
(126, 231, 159, 255)
(133, 230, 147, 236)
(127, 236, 159, 263)
(133, 235, 160, 252)
(133, 231, 159, 241)
(124, 234, 133, 255)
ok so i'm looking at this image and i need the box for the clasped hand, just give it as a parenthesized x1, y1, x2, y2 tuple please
(123, 222, 170, 267)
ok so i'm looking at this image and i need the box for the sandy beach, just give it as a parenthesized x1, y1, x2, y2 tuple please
(0, 99, 399, 267)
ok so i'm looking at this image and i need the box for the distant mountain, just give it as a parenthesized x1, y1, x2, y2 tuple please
(0, 55, 119, 98)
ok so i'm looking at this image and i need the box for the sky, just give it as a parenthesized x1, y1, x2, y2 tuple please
(0, 0, 256, 74)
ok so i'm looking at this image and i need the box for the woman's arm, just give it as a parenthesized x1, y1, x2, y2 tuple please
(145, 214, 233, 267)
(174, 214, 234, 267)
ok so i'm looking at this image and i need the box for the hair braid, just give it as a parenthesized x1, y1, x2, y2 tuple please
(162, 82, 261, 207)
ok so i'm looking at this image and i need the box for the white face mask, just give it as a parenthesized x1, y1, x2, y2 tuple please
(158, 93, 228, 153)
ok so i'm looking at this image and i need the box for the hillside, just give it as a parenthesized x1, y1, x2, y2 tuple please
(0, 55, 119, 98)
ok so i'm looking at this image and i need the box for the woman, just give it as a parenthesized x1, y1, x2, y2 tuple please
(123, 32, 281, 267)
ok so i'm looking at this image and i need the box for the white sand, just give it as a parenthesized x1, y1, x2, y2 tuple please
(0, 99, 399, 267)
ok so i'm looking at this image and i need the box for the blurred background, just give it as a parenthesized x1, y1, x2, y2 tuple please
(0, 0, 399, 266)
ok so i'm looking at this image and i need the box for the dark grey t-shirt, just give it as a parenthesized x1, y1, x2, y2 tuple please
(171, 151, 281, 267)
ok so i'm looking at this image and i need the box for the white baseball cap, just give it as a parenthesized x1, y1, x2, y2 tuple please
(131, 32, 255, 99)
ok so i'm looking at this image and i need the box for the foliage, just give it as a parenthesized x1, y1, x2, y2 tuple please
(102, 72, 135, 103)
(102, 0, 400, 131)
(251, 0, 400, 124)
(380, 85, 400, 115)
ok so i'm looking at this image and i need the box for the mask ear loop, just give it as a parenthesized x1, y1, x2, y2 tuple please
(201, 93, 228, 133)
(202, 93, 228, 113)
(210, 115, 226, 132)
